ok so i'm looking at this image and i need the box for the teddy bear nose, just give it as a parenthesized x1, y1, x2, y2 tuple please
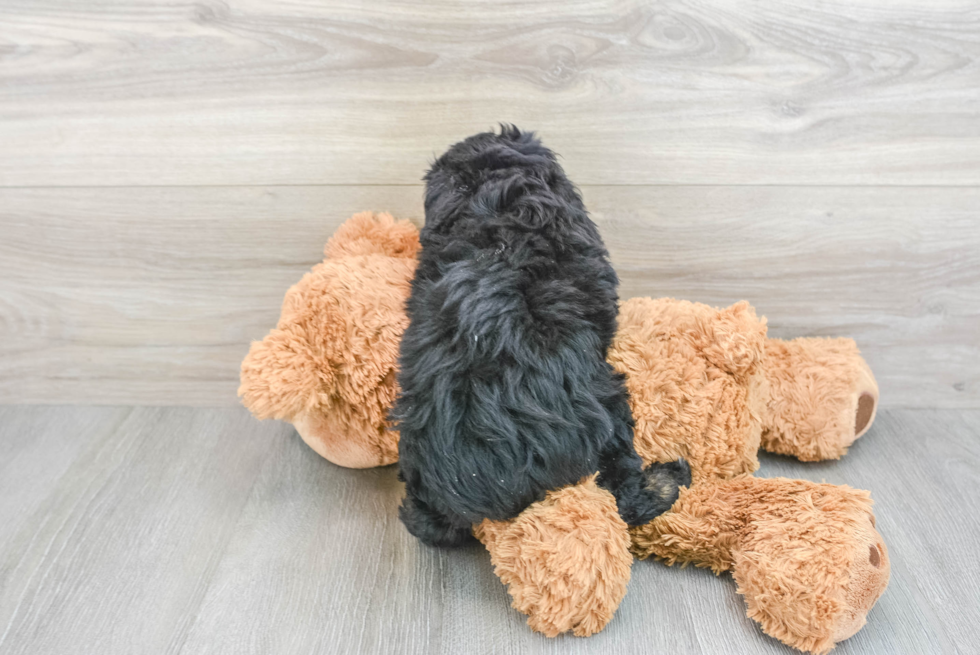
(869, 544, 881, 568)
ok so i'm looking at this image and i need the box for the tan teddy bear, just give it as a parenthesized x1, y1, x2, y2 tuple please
(240, 212, 418, 467)
(613, 297, 888, 653)
(240, 212, 889, 653)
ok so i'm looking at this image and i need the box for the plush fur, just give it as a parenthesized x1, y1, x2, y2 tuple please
(393, 127, 689, 547)
(609, 297, 880, 482)
(762, 337, 879, 461)
(241, 214, 887, 647)
(613, 296, 887, 653)
(629, 477, 889, 654)
(239, 211, 419, 467)
(473, 475, 632, 637)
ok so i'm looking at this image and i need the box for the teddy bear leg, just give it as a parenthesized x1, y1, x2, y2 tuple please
(761, 337, 879, 461)
(631, 476, 889, 654)
(474, 476, 633, 637)
(729, 478, 889, 654)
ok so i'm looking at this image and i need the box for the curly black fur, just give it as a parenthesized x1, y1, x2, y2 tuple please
(393, 126, 690, 547)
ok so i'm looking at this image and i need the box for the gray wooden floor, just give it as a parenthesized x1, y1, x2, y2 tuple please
(0, 405, 977, 655)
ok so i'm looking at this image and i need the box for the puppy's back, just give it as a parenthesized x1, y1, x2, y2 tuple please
(395, 127, 624, 524)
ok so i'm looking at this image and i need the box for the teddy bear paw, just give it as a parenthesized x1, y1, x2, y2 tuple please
(762, 337, 879, 461)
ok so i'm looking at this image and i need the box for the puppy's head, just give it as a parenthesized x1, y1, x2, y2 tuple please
(423, 125, 582, 231)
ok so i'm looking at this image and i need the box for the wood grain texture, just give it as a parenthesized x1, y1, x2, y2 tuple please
(1, 0, 979, 186)
(0, 405, 281, 655)
(1, 185, 977, 407)
(2, 2, 976, 650)
(0, 405, 977, 654)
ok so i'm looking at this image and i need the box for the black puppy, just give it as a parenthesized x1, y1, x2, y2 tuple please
(393, 126, 690, 547)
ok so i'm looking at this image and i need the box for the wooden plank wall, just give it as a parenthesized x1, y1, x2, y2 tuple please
(1, 0, 978, 407)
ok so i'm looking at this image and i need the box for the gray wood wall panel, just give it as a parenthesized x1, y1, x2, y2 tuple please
(1, 0, 978, 407)
(1, 185, 977, 407)
(1, 0, 978, 186)
(0, 405, 977, 654)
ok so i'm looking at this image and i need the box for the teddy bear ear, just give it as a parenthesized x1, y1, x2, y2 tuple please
(239, 324, 323, 422)
(324, 211, 420, 260)
(700, 301, 768, 376)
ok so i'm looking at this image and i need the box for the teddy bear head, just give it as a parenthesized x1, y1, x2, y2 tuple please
(239, 212, 418, 467)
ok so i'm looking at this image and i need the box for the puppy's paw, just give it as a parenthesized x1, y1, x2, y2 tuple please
(642, 458, 691, 512)
(612, 458, 691, 527)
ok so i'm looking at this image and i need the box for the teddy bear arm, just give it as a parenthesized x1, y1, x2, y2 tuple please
(665, 477, 889, 654)
(628, 477, 748, 571)
(474, 476, 633, 637)
(761, 337, 879, 461)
